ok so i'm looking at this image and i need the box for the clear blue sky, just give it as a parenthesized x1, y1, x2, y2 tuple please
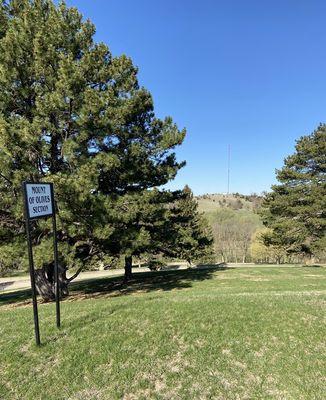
(66, 0, 326, 195)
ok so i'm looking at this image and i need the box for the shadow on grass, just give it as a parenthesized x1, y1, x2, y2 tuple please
(71, 264, 229, 300)
(0, 264, 229, 307)
(0, 287, 32, 306)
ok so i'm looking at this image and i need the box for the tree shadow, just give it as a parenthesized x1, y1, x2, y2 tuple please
(67, 264, 229, 302)
(0, 287, 32, 306)
(0, 264, 230, 307)
(160, 264, 182, 270)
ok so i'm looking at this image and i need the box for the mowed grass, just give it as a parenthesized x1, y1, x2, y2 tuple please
(0, 266, 325, 400)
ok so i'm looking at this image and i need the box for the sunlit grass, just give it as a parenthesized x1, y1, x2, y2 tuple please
(1, 266, 325, 399)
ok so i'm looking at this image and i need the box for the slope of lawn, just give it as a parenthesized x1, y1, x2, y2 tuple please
(0, 266, 325, 400)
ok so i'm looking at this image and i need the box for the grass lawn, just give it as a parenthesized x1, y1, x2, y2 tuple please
(0, 265, 325, 399)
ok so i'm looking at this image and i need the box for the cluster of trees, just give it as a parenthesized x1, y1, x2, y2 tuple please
(0, 0, 213, 299)
(0, 1, 324, 303)
(250, 228, 289, 264)
(209, 209, 261, 263)
(208, 210, 303, 265)
(204, 124, 325, 265)
(261, 125, 326, 263)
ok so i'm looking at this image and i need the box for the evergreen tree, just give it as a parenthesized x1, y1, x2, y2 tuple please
(107, 188, 178, 282)
(0, 0, 186, 297)
(111, 187, 214, 281)
(162, 186, 214, 266)
(261, 125, 326, 260)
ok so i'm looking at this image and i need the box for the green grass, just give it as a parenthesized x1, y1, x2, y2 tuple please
(1, 266, 325, 399)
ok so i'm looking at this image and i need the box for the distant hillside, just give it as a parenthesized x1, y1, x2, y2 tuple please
(196, 193, 263, 214)
(196, 193, 264, 263)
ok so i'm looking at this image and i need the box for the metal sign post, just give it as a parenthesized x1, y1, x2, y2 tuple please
(50, 183, 60, 328)
(22, 182, 60, 345)
(23, 204, 41, 346)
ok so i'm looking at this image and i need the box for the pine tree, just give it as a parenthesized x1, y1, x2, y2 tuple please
(106, 188, 177, 282)
(162, 186, 214, 266)
(110, 186, 214, 281)
(261, 125, 326, 260)
(0, 0, 186, 297)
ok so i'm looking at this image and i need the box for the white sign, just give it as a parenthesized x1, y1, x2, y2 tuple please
(25, 183, 53, 219)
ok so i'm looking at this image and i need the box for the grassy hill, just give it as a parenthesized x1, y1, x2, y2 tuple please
(196, 193, 263, 214)
(196, 193, 264, 263)
(1, 265, 325, 399)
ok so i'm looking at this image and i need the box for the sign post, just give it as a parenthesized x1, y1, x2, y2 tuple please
(22, 182, 60, 345)
(50, 183, 60, 329)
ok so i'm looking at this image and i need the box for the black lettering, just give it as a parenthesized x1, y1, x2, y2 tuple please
(32, 205, 49, 214)
(32, 186, 46, 195)
(35, 195, 51, 204)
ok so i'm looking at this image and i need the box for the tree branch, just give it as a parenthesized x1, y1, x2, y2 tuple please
(67, 265, 84, 282)
(0, 173, 13, 185)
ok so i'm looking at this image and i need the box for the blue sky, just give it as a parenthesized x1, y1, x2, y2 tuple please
(66, 0, 326, 195)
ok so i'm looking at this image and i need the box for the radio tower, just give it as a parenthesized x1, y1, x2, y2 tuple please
(227, 144, 230, 195)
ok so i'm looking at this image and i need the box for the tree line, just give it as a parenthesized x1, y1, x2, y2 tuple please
(205, 125, 325, 265)
(0, 1, 325, 302)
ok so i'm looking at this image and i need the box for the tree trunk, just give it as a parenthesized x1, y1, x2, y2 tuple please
(309, 255, 316, 265)
(34, 261, 68, 302)
(124, 255, 133, 283)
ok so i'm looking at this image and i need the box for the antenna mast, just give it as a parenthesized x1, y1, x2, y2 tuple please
(227, 144, 230, 195)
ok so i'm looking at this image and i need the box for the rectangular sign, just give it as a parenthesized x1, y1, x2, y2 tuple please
(23, 181, 60, 345)
(25, 183, 53, 219)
